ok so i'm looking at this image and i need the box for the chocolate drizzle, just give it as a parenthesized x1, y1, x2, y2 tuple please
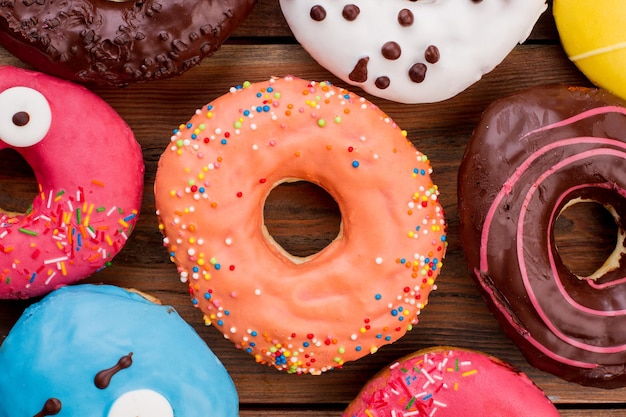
(94, 352, 134, 389)
(34, 398, 61, 417)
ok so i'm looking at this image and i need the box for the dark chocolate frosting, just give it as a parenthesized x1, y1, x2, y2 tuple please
(458, 85, 626, 388)
(0, 0, 257, 86)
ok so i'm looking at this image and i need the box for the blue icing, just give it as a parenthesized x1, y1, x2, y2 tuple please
(0, 284, 238, 417)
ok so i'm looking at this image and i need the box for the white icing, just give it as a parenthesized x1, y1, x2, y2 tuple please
(108, 389, 174, 417)
(0, 86, 52, 147)
(279, 0, 547, 103)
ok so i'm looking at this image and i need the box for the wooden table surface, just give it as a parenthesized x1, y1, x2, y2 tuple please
(1, 1, 625, 415)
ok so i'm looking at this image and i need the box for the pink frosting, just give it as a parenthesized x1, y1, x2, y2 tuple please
(344, 347, 559, 417)
(0, 66, 144, 299)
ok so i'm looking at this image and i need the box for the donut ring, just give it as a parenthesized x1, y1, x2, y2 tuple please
(0, 284, 238, 416)
(344, 346, 560, 416)
(154, 76, 447, 374)
(279, 0, 547, 104)
(0, 66, 143, 299)
(0, 0, 257, 87)
(458, 85, 626, 387)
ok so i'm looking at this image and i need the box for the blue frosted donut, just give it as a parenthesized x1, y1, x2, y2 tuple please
(0, 284, 238, 417)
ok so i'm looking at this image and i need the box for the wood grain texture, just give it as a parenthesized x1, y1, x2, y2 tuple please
(1, 0, 626, 414)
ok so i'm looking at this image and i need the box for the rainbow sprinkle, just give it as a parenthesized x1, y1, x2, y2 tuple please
(354, 350, 479, 417)
(0, 181, 139, 297)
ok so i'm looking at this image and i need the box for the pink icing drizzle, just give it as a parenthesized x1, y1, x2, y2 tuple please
(477, 105, 626, 368)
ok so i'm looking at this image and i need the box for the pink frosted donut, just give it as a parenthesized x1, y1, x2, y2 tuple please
(154, 76, 447, 374)
(344, 347, 560, 416)
(0, 66, 144, 299)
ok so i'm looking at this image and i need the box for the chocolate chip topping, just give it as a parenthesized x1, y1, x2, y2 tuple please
(342, 4, 360, 21)
(381, 41, 401, 60)
(94, 352, 133, 389)
(375, 76, 390, 90)
(425, 45, 440, 64)
(349, 57, 370, 83)
(310, 5, 327, 21)
(12, 111, 30, 127)
(408, 63, 427, 83)
(33, 398, 62, 417)
(397, 9, 414, 26)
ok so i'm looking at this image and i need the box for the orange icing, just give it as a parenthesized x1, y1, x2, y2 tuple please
(154, 76, 447, 374)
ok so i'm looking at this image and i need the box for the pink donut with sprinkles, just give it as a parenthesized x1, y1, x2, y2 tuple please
(344, 346, 560, 416)
(0, 66, 144, 299)
(154, 76, 447, 374)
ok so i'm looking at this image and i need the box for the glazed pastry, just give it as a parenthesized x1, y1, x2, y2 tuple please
(0, 284, 238, 417)
(279, 0, 547, 103)
(344, 346, 560, 416)
(0, 0, 257, 86)
(554, 0, 626, 100)
(458, 85, 626, 388)
(0, 66, 143, 299)
(155, 76, 447, 374)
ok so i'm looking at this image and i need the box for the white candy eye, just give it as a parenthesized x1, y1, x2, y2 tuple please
(108, 389, 174, 417)
(0, 86, 52, 147)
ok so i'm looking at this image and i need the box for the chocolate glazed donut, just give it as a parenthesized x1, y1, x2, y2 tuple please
(458, 85, 626, 388)
(0, 0, 256, 87)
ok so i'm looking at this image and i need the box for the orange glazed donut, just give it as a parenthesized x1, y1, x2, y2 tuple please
(0, 66, 144, 299)
(154, 76, 447, 374)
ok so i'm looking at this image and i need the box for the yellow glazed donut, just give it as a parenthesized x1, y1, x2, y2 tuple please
(553, 0, 626, 100)
(154, 76, 447, 374)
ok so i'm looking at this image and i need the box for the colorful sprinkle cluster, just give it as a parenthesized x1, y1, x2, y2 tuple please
(349, 350, 479, 417)
(0, 181, 138, 297)
(155, 76, 447, 374)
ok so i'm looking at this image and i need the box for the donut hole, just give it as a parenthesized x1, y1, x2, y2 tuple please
(554, 200, 620, 278)
(263, 181, 341, 259)
(0, 148, 38, 215)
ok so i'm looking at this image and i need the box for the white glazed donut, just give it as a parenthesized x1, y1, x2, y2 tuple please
(279, 0, 548, 104)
